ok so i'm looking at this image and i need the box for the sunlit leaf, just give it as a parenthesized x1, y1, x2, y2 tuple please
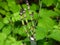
(0, 33, 7, 41)
(42, 0, 56, 6)
(2, 25, 11, 35)
(35, 26, 48, 40)
(0, 22, 4, 30)
(48, 30, 60, 41)
(40, 9, 58, 17)
(11, 41, 23, 45)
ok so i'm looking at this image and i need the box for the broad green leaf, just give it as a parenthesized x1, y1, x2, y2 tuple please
(42, 0, 55, 6)
(13, 27, 20, 34)
(43, 41, 53, 45)
(54, 8, 60, 14)
(0, 41, 4, 45)
(5, 40, 12, 45)
(35, 26, 48, 40)
(18, 26, 27, 36)
(0, 0, 2, 2)
(38, 17, 55, 31)
(0, 33, 7, 41)
(33, 11, 38, 19)
(12, 17, 15, 22)
(30, 4, 39, 10)
(0, 16, 3, 22)
(8, 36, 16, 43)
(43, 42, 48, 45)
(2, 25, 11, 35)
(0, 22, 4, 30)
(0, 9, 6, 15)
(40, 9, 58, 17)
(48, 30, 60, 41)
(5, 37, 16, 45)
(11, 41, 23, 45)
(58, 0, 60, 2)
(26, 22, 32, 29)
(12, 12, 20, 22)
(0, 2, 9, 11)
(3, 17, 10, 24)
(7, 0, 21, 13)
(13, 26, 27, 36)
(24, 37, 30, 42)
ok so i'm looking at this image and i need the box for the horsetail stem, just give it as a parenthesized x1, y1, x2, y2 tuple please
(20, 1, 37, 45)
(26, 0, 30, 10)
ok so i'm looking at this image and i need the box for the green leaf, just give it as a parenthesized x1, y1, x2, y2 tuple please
(42, 0, 55, 6)
(24, 37, 30, 42)
(38, 17, 55, 31)
(11, 41, 23, 45)
(43, 42, 48, 45)
(12, 12, 20, 22)
(26, 22, 32, 29)
(35, 26, 48, 40)
(0, 2, 9, 11)
(2, 25, 11, 35)
(8, 36, 16, 43)
(5, 36, 16, 45)
(7, 0, 21, 13)
(0, 41, 4, 45)
(18, 26, 27, 36)
(23, 10, 31, 20)
(5, 40, 12, 45)
(54, 8, 60, 14)
(0, 0, 2, 2)
(40, 9, 58, 17)
(0, 22, 4, 30)
(13, 26, 27, 36)
(30, 4, 39, 10)
(3, 17, 10, 24)
(0, 33, 7, 41)
(48, 30, 60, 41)
(0, 9, 6, 15)
(58, 0, 60, 2)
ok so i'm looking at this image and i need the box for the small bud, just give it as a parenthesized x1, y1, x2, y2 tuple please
(26, 3, 29, 5)
(24, 8, 27, 11)
(28, 6, 30, 10)
(23, 10, 25, 13)
(20, 12, 23, 16)
(30, 37, 34, 41)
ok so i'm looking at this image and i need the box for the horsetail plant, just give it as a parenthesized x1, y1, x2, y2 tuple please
(0, 0, 60, 45)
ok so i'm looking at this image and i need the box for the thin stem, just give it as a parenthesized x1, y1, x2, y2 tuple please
(39, 0, 42, 13)
(26, 0, 30, 10)
(22, 20, 30, 37)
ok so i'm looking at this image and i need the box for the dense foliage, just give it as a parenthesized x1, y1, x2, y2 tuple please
(0, 0, 60, 45)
